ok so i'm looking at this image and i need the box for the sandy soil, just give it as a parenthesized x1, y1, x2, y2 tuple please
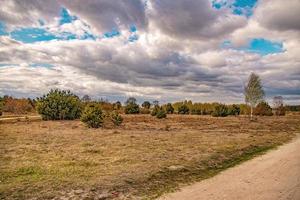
(160, 136, 300, 200)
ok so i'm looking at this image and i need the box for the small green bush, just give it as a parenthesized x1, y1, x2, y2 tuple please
(165, 103, 174, 114)
(178, 104, 189, 114)
(36, 89, 82, 120)
(151, 105, 160, 116)
(81, 104, 104, 128)
(156, 109, 167, 119)
(228, 104, 240, 116)
(111, 111, 123, 126)
(124, 97, 140, 114)
(212, 104, 228, 117)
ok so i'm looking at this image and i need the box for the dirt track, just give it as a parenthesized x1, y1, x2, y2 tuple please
(160, 136, 300, 200)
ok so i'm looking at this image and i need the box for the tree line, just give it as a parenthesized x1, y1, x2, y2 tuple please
(0, 73, 298, 127)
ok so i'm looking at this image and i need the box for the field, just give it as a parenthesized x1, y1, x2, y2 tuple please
(1, 114, 300, 199)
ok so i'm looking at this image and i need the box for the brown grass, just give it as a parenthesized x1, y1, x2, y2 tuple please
(1, 114, 300, 199)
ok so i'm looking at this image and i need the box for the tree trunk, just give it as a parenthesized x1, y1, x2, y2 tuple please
(250, 106, 253, 120)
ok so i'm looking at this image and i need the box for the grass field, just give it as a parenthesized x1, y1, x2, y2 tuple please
(1, 114, 300, 199)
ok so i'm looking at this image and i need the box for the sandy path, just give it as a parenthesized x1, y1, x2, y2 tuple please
(160, 137, 300, 200)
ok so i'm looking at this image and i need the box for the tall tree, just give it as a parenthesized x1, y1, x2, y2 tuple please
(244, 73, 265, 120)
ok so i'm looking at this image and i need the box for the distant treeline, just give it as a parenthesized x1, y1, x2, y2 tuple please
(0, 93, 299, 116)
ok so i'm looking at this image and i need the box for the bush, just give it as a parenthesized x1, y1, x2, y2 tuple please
(191, 108, 201, 115)
(212, 104, 228, 117)
(254, 101, 273, 116)
(165, 103, 174, 114)
(275, 106, 286, 116)
(156, 109, 167, 119)
(3, 97, 34, 114)
(151, 105, 160, 116)
(228, 104, 240, 116)
(142, 101, 151, 109)
(81, 104, 104, 128)
(111, 111, 123, 126)
(36, 89, 82, 120)
(124, 97, 140, 114)
(178, 104, 189, 114)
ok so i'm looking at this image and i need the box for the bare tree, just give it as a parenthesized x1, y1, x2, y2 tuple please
(273, 96, 285, 116)
(244, 73, 265, 120)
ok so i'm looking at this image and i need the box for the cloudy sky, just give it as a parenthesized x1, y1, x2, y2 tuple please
(0, 0, 299, 104)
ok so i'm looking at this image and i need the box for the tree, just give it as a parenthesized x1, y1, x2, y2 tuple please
(124, 97, 140, 114)
(254, 101, 273, 116)
(178, 104, 189, 114)
(36, 89, 82, 120)
(156, 109, 167, 119)
(142, 101, 151, 109)
(82, 95, 91, 102)
(273, 96, 285, 116)
(212, 104, 228, 117)
(113, 101, 122, 110)
(244, 73, 265, 120)
(165, 103, 174, 114)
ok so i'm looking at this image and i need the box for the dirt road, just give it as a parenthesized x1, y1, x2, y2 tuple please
(160, 136, 300, 200)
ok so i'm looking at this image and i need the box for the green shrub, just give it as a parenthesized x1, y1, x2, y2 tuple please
(124, 97, 140, 114)
(165, 103, 174, 114)
(178, 104, 189, 114)
(142, 101, 151, 109)
(81, 104, 104, 128)
(111, 111, 123, 126)
(228, 104, 240, 116)
(156, 109, 167, 119)
(191, 108, 201, 115)
(212, 104, 228, 117)
(36, 89, 82, 120)
(151, 105, 160, 116)
(254, 101, 273, 116)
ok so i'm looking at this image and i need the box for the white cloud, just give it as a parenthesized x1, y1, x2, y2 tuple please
(0, 0, 299, 104)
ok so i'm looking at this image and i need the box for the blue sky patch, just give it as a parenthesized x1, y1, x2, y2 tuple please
(222, 38, 284, 55)
(247, 38, 283, 55)
(0, 21, 8, 35)
(130, 25, 137, 32)
(59, 8, 77, 25)
(10, 27, 59, 43)
(103, 28, 120, 38)
(128, 34, 139, 42)
(211, 0, 257, 16)
(30, 63, 54, 68)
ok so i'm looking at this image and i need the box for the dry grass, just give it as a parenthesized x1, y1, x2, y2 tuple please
(1, 114, 300, 199)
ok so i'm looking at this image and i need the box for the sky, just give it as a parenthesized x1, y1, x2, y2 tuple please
(0, 0, 299, 104)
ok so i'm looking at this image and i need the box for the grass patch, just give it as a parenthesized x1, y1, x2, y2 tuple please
(1, 115, 299, 199)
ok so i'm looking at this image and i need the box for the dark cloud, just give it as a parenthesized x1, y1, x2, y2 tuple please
(149, 0, 247, 39)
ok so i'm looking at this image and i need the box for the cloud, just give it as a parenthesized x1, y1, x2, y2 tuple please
(255, 0, 300, 31)
(0, 0, 299, 104)
(0, 0, 60, 29)
(60, 0, 148, 34)
(148, 0, 247, 40)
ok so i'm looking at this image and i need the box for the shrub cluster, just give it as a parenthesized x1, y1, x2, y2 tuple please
(212, 104, 228, 117)
(178, 104, 190, 114)
(2, 97, 34, 114)
(254, 101, 273, 116)
(36, 89, 82, 120)
(80, 104, 104, 128)
(110, 111, 123, 126)
(124, 97, 140, 114)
